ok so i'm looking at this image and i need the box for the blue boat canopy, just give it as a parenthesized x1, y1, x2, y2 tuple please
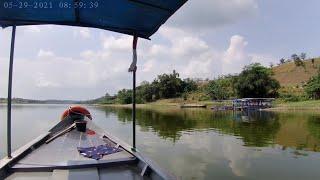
(0, 0, 187, 38)
(1, 0, 188, 160)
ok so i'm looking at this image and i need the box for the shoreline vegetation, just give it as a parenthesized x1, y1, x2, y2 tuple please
(94, 99, 320, 112)
(1, 56, 320, 112)
(93, 56, 320, 111)
(1, 98, 320, 112)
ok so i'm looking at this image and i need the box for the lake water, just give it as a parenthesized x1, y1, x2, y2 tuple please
(1, 104, 320, 179)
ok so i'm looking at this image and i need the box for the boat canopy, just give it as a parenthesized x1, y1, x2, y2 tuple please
(0, 0, 187, 38)
(1, 0, 188, 159)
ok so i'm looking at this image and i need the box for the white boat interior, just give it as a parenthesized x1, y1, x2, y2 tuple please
(1, 117, 174, 180)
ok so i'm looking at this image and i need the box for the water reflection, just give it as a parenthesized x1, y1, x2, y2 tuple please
(231, 111, 280, 147)
(0, 104, 66, 158)
(101, 107, 320, 153)
(308, 115, 320, 142)
(2, 105, 320, 179)
(97, 107, 320, 179)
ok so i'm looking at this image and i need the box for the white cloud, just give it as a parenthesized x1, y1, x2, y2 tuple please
(148, 44, 169, 57)
(141, 59, 154, 72)
(140, 28, 254, 79)
(102, 35, 132, 51)
(145, 27, 222, 78)
(0, 26, 260, 100)
(73, 27, 91, 39)
(80, 49, 110, 60)
(37, 49, 55, 58)
(24, 26, 41, 33)
(222, 35, 251, 74)
(35, 73, 60, 88)
(222, 136, 252, 177)
(169, 0, 258, 30)
(159, 27, 210, 58)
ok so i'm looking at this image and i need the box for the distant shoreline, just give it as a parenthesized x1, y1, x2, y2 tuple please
(267, 100, 320, 111)
(0, 98, 82, 105)
(95, 99, 320, 112)
(1, 99, 320, 112)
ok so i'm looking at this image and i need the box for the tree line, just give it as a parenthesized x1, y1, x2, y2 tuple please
(98, 62, 320, 104)
(116, 70, 198, 104)
(276, 53, 317, 69)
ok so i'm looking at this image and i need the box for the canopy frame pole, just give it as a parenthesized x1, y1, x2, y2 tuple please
(7, 25, 16, 159)
(128, 36, 138, 151)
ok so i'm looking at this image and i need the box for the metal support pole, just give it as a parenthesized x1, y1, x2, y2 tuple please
(7, 25, 16, 159)
(132, 69, 136, 149)
(129, 36, 138, 150)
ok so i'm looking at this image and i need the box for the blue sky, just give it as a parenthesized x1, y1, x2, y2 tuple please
(0, 0, 319, 100)
(216, 0, 320, 58)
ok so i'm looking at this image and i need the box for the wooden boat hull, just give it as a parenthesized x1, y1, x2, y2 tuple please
(180, 104, 207, 108)
(0, 117, 175, 180)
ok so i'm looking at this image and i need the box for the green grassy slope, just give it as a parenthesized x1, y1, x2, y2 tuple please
(272, 57, 320, 87)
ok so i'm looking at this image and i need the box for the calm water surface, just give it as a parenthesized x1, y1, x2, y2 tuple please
(1, 104, 320, 179)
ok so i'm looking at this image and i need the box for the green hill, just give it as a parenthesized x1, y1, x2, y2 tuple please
(272, 57, 320, 87)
